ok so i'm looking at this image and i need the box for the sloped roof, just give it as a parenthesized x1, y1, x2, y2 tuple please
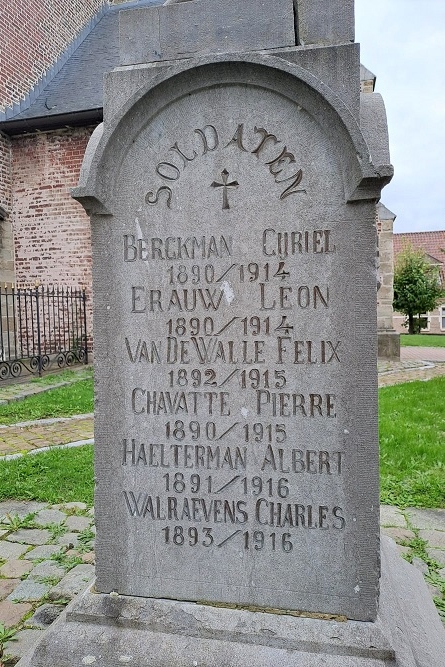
(394, 231, 445, 280)
(360, 64, 376, 83)
(0, 0, 163, 134)
(377, 202, 396, 221)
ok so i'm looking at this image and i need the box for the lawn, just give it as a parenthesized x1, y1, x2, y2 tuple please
(0, 445, 94, 505)
(0, 377, 93, 425)
(400, 334, 445, 348)
(0, 375, 444, 509)
(379, 376, 445, 508)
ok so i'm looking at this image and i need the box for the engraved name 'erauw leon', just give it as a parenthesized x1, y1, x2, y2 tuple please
(145, 124, 305, 208)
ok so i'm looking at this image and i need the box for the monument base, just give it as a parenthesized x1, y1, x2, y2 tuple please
(16, 538, 445, 667)
(378, 331, 401, 361)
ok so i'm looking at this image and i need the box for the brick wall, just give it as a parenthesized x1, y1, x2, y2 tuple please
(0, 131, 14, 285)
(11, 127, 94, 336)
(0, 132, 11, 214)
(0, 0, 107, 113)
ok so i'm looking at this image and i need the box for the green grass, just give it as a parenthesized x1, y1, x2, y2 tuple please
(400, 334, 445, 347)
(29, 367, 93, 386)
(0, 445, 94, 505)
(379, 376, 445, 508)
(0, 378, 93, 425)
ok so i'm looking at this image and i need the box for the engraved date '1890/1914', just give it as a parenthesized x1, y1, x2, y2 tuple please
(145, 124, 305, 209)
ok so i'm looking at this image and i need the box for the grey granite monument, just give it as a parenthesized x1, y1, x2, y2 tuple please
(18, 0, 445, 665)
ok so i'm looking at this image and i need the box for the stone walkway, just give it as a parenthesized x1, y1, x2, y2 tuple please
(0, 415, 93, 457)
(0, 501, 95, 664)
(0, 351, 444, 661)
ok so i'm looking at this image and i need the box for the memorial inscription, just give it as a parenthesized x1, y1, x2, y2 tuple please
(129, 129, 343, 546)
(86, 75, 378, 620)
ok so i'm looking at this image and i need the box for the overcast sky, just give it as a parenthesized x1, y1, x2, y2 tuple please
(355, 0, 445, 233)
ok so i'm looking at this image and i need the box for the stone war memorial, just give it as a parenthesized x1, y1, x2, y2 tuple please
(19, 0, 445, 665)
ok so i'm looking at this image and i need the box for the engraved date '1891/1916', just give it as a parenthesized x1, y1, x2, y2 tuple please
(145, 124, 305, 209)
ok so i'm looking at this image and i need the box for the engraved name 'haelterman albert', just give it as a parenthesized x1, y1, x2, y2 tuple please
(145, 124, 305, 209)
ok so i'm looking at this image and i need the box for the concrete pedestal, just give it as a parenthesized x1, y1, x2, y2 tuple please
(378, 331, 401, 361)
(16, 538, 445, 667)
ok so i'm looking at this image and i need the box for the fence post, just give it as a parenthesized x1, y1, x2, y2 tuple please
(82, 289, 88, 365)
(35, 286, 42, 376)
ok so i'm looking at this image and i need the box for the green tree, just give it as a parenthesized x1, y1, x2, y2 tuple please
(393, 243, 444, 334)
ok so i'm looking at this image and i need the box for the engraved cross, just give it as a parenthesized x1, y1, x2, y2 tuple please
(211, 169, 239, 210)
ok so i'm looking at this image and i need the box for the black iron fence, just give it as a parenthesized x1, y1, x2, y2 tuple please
(0, 286, 88, 381)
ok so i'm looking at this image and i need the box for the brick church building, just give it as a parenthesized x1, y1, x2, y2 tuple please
(0, 0, 401, 358)
(0, 0, 162, 302)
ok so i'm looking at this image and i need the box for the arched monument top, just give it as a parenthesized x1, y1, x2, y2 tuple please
(72, 53, 392, 214)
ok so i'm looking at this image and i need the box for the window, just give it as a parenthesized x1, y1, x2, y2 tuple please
(417, 313, 431, 332)
(440, 306, 445, 332)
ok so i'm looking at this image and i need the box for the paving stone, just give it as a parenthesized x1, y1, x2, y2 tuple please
(65, 515, 91, 532)
(0, 559, 33, 578)
(28, 560, 66, 581)
(0, 540, 30, 559)
(406, 507, 445, 531)
(418, 529, 445, 549)
(7, 579, 51, 602)
(381, 527, 414, 543)
(65, 548, 81, 557)
(0, 599, 32, 627)
(48, 564, 94, 601)
(87, 508, 95, 517)
(34, 508, 67, 526)
(26, 603, 65, 628)
(82, 552, 95, 564)
(0, 578, 21, 600)
(427, 548, 445, 567)
(26, 544, 61, 560)
(0, 501, 46, 521)
(57, 532, 79, 547)
(0, 529, 8, 537)
(438, 567, 445, 579)
(380, 505, 407, 528)
(7, 528, 50, 545)
(4, 628, 44, 661)
(411, 557, 429, 575)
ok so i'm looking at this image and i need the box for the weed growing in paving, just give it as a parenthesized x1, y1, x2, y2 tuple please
(398, 528, 445, 620)
(0, 513, 37, 531)
(50, 551, 84, 571)
(77, 527, 94, 545)
(0, 623, 17, 667)
(46, 523, 67, 542)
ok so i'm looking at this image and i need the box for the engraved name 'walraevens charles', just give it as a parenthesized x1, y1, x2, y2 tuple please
(119, 123, 345, 554)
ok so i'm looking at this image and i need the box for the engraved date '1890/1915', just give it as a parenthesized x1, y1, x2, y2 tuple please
(144, 124, 305, 209)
